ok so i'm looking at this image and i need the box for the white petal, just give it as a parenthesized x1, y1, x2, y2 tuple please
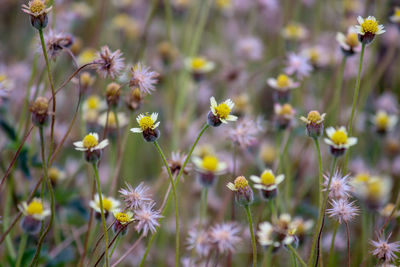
(347, 137, 358, 146)
(275, 175, 285, 185)
(250, 175, 261, 183)
(73, 141, 83, 147)
(267, 79, 277, 88)
(153, 121, 160, 129)
(130, 128, 143, 133)
(226, 183, 237, 191)
(210, 97, 217, 108)
(357, 16, 364, 25)
(226, 115, 238, 121)
(151, 112, 158, 122)
(325, 127, 335, 138)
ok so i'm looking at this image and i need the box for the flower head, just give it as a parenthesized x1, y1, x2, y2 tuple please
(336, 27, 361, 56)
(184, 57, 215, 74)
(113, 210, 134, 225)
(371, 110, 398, 135)
(48, 166, 66, 185)
(22, 0, 52, 30)
(89, 194, 120, 215)
(94, 46, 125, 79)
(267, 74, 299, 91)
(327, 198, 359, 224)
(130, 113, 160, 142)
(390, 7, 400, 23)
(282, 22, 308, 41)
(129, 63, 159, 95)
(119, 182, 152, 210)
(134, 202, 163, 236)
(228, 117, 259, 148)
(251, 169, 284, 200)
(284, 52, 312, 79)
(300, 110, 326, 138)
(186, 228, 211, 257)
(193, 155, 227, 175)
(274, 103, 296, 129)
(324, 126, 357, 157)
(30, 96, 49, 126)
(166, 151, 192, 177)
(208, 97, 238, 126)
(43, 30, 74, 60)
(323, 170, 352, 200)
(370, 233, 400, 263)
(355, 16, 385, 44)
(73, 133, 109, 152)
(227, 176, 254, 205)
(98, 112, 129, 130)
(209, 222, 241, 254)
(19, 198, 50, 221)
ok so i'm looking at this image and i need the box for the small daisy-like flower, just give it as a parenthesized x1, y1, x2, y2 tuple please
(94, 46, 125, 79)
(390, 7, 400, 23)
(370, 233, 400, 263)
(130, 113, 160, 142)
(89, 194, 120, 218)
(19, 198, 50, 221)
(250, 169, 284, 200)
(371, 110, 398, 135)
(78, 48, 97, 65)
(324, 126, 357, 157)
(186, 228, 211, 257)
(209, 222, 241, 254)
(43, 30, 74, 60)
(83, 95, 107, 113)
(166, 151, 192, 177)
(284, 52, 313, 79)
(379, 203, 400, 218)
(227, 176, 254, 205)
(125, 87, 143, 111)
(184, 56, 215, 76)
(323, 170, 352, 200)
(267, 74, 299, 91)
(73, 133, 109, 152)
(289, 217, 314, 239)
(257, 221, 280, 248)
(274, 103, 296, 130)
(301, 46, 330, 68)
(193, 154, 227, 187)
(119, 182, 152, 210)
(282, 22, 308, 41)
(134, 202, 163, 236)
(207, 97, 238, 126)
(98, 112, 129, 129)
(257, 218, 295, 249)
(22, 0, 52, 29)
(355, 16, 385, 44)
(300, 110, 326, 138)
(228, 117, 259, 148)
(336, 27, 361, 56)
(112, 209, 134, 235)
(129, 63, 159, 95)
(48, 166, 66, 185)
(327, 198, 359, 224)
(105, 82, 121, 108)
(235, 37, 263, 61)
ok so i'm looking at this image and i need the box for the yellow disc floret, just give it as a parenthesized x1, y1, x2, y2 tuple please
(191, 57, 206, 70)
(331, 130, 348, 145)
(307, 110, 322, 124)
(234, 176, 249, 190)
(115, 212, 130, 223)
(108, 112, 117, 127)
(375, 111, 389, 129)
(87, 96, 100, 110)
(261, 170, 275, 185)
(83, 134, 98, 148)
(139, 116, 154, 130)
(361, 19, 379, 34)
(215, 103, 231, 119)
(27, 200, 44, 215)
(368, 180, 383, 198)
(48, 167, 60, 182)
(30, 0, 46, 14)
(277, 74, 290, 88)
(102, 197, 112, 211)
(354, 173, 370, 183)
(346, 32, 359, 47)
(202, 155, 218, 172)
(280, 104, 293, 115)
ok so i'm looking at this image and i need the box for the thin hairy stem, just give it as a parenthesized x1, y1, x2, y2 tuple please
(244, 205, 257, 267)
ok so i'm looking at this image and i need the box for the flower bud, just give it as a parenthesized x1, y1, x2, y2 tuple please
(30, 96, 49, 127)
(125, 87, 143, 111)
(105, 82, 121, 108)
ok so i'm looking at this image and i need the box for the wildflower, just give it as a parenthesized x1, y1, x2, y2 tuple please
(250, 169, 284, 201)
(157, 41, 179, 64)
(235, 37, 263, 61)
(228, 117, 259, 148)
(390, 7, 400, 24)
(186, 228, 211, 257)
(82, 95, 106, 125)
(323, 170, 352, 200)
(105, 82, 121, 108)
(379, 203, 400, 218)
(98, 112, 129, 130)
(355, 16, 385, 45)
(125, 87, 143, 111)
(208, 97, 238, 127)
(301, 46, 330, 68)
(166, 151, 192, 177)
(73, 133, 109, 163)
(257, 218, 295, 250)
(284, 52, 312, 79)
(129, 63, 159, 95)
(336, 27, 361, 56)
(371, 110, 398, 135)
(77, 48, 97, 65)
(282, 22, 308, 41)
(112, 210, 134, 235)
(19, 198, 50, 234)
(134, 202, 163, 236)
(89, 194, 120, 219)
(274, 103, 296, 130)
(227, 176, 254, 205)
(353, 175, 392, 210)
(30, 96, 49, 127)
(22, 0, 52, 30)
(327, 198, 359, 224)
(48, 166, 66, 186)
(289, 217, 313, 243)
(300, 110, 326, 138)
(370, 233, 400, 263)
(259, 142, 276, 166)
(77, 71, 95, 92)
(119, 182, 152, 210)
(209, 222, 241, 254)
(267, 74, 299, 103)
(130, 113, 161, 142)
(193, 154, 227, 187)
(324, 126, 357, 157)
(184, 57, 215, 81)
(43, 30, 74, 60)
(94, 46, 125, 79)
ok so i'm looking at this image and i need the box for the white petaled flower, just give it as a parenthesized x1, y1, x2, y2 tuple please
(371, 110, 398, 133)
(129, 63, 159, 95)
(130, 113, 160, 133)
(257, 222, 279, 247)
(184, 57, 215, 74)
(192, 155, 227, 175)
(289, 217, 314, 236)
(119, 182, 152, 210)
(134, 202, 163, 236)
(22, 0, 52, 17)
(98, 112, 129, 129)
(370, 233, 400, 263)
(209, 222, 241, 254)
(113, 210, 134, 225)
(267, 74, 299, 91)
(323, 170, 352, 200)
(186, 228, 211, 257)
(94, 46, 125, 79)
(250, 169, 285, 191)
(73, 133, 109, 152)
(89, 194, 120, 214)
(390, 7, 400, 23)
(324, 126, 357, 149)
(355, 16, 385, 36)
(19, 198, 50, 221)
(209, 97, 238, 123)
(82, 95, 107, 113)
(327, 198, 359, 224)
(336, 27, 361, 53)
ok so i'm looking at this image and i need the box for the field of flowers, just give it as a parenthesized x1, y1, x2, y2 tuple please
(1, 0, 400, 266)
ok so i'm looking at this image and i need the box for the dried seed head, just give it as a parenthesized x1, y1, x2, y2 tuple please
(105, 82, 121, 108)
(30, 96, 49, 126)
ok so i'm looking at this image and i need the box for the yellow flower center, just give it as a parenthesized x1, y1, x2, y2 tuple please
(383, 203, 395, 215)
(331, 130, 348, 145)
(102, 197, 112, 211)
(307, 110, 322, 124)
(396, 9, 400, 17)
(234, 176, 249, 189)
(280, 104, 293, 115)
(27, 200, 43, 215)
(261, 170, 275, 185)
(202, 156, 219, 172)
(30, 0, 46, 14)
(191, 57, 207, 70)
(78, 49, 97, 65)
(87, 96, 100, 110)
(308, 49, 320, 63)
(82, 134, 98, 148)
(115, 212, 130, 223)
(346, 32, 359, 47)
(108, 112, 117, 127)
(276, 74, 290, 88)
(139, 116, 154, 130)
(286, 24, 301, 37)
(217, 0, 231, 8)
(361, 19, 379, 34)
(0, 74, 6, 82)
(355, 173, 370, 183)
(48, 167, 60, 182)
(368, 180, 382, 197)
(375, 111, 389, 129)
(215, 103, 231, 119)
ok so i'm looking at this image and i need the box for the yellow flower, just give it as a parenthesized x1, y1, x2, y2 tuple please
(355, 16, 385, 35)
(184, 57, 215, 73)
(282, 23, 308, 40)
(131, 112, 160, 133)
(193, 154, 227, 175)
(77, 48, 97, 65)
(300, 110, 326, 125)
(22, 0, 52, 16)
(267, 74, 299, 90)
(390, 7, 400, 23)
(250, 169, 285, 191)
(113, 210, 134, 225)
(324, 126, 357, 149)
(227, 176, 249, 191)
(19, 198, 51, 220)
(89, 194, 120, 213)
(372, 110, 398, 133)
(209, 97, 238, 123)
(73, 133, 109, 152)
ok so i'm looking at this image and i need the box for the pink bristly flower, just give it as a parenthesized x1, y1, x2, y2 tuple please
(284, 52, 312, 79)
(129, 63, 159, 95)
(370, 233, 400, 263)
(119, 182, 152, 210)
(186, 228, 211, 257)
(323, 170, 352, 200)
(209, 222, 242, 254)
(228, 117, 259, 148)
(134, 202, 163, 236)
(327, 198, 359, 224)
(95, 46, 125, 79)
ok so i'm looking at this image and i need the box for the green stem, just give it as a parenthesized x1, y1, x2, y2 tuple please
(38, 29, 56, 161)
(92, 163, 109, 267)
(154, 141, 180, 267)
(288, 244, 307, 267)
(15, 234, 28, 267)
(110, 235, 121, 258)
(244, 205, 257, 267)
(313, 138, 323, 210)
(200, 188, 208, 225)
(328, 221, 339, 267)
(328, 56, 347, 122)
(308, 157, 337, 267)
